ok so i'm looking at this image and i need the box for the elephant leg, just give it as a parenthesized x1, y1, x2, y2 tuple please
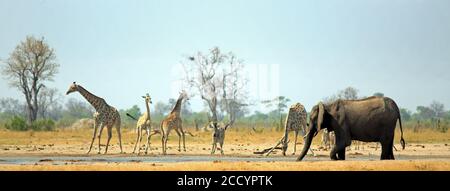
(337, 148, 346, 160)
(380, 141, 390, 160)
(335, 140, 347, 160)
(330, 145, 339, 160)
(388, 139, 395, 160)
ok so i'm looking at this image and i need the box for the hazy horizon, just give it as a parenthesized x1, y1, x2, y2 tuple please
(1, 0, 449, 113)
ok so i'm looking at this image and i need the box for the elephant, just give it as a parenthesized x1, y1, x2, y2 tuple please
(297, 96, 406, 161)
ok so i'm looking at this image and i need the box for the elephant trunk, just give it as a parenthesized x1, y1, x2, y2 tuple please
(297, 126, 316, 161)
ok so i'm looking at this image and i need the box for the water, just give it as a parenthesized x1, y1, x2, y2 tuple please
(1, 153, 449, 165)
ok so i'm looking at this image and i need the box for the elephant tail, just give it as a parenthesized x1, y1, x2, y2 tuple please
(391, 98, 406, 150)
(399, 115, 406, 150)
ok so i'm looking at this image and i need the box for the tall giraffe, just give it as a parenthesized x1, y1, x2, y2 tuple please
(160, 90, 188, 155)
(66, 82, 123, 154)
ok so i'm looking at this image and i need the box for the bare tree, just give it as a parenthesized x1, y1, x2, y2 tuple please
(0, 98, 26, 117)
(323, 86, 360, 103)
(37, 87, 61, 119)
(153, 101, 171, 116)
(338, 87, 359, 100)
(430, 101, 445, 119)
(220, 55, 249, 125)
(182, 47, 247, 127)
(1, 36, 59, 124)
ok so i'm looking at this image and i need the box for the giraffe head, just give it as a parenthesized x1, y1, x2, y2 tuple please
(142, 93, 152, 104)
(179, 90, 189, 101)
(66, 82, 78, 95)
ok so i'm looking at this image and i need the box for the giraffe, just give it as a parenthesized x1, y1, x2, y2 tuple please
(321, 129, 335, 150)
(126, 93, 153, 155)
(209, 122, 230, 155)
(160, 90, 189, 155)
(281, 103, 308, 156)
(66, 82, 123, 154)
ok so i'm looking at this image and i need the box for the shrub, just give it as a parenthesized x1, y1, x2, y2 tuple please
(31, 119, 55, 131)
(5, 116, 28, 131)
(4, 117, 55, 131)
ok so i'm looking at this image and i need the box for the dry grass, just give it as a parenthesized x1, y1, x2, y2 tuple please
(1, 125, 450, 171)
(0, 125, 448, 146)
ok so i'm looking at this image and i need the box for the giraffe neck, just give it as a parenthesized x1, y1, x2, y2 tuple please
(145, 100, 151, 119)
(170, 96, 183, 116)
(76, 85, 106, 111)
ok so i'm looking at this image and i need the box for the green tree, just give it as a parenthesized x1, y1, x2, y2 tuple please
(63, 98, 94, 119)
(261, 96, 291, 130)
(415, 106, 434, 121)
(400, 108, 412, 121)
(373, 92, 384, 97)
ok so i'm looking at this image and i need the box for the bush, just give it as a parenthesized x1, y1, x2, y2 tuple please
(4, 116, 55, 131)
(5, 116, 28, 131)
(31, 119, 55, 131)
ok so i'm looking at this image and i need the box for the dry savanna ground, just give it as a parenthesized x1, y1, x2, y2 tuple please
(0, 126, 449, 171)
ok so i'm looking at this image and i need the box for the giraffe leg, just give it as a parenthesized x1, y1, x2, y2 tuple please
(164, 134, 169, 154)
(104, 126, 112, 154)
(181, 129, 186, 152)
(145, 127, 151, 154)
(161, 134, 165, 155)
(161, 127, 167, 155)
(116, 121, 123, 154)
(175, 129, 182, 152)
(87, 121, 99, 154)
(133, 127, 141, 154)
(211, 142, 216, 155)
(162, 127, 170, 155)
(293, 130, 298, 155)
(137, 128, 143, 155)
(220, 141, 224, 155)
(97, 125, 105, 154)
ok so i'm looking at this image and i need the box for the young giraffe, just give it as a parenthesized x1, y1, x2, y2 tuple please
(160, 91, 188, 155)
(126, 93, 153, 155)
(66, 82, 123, 154)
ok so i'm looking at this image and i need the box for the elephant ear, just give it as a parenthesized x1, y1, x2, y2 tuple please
(317, 102, 325, 131)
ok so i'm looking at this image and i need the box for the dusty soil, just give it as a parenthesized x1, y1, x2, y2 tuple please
(0, 128, 449, 171)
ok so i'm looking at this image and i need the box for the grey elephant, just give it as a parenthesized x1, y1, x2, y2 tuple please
(297, 96, 406, 161)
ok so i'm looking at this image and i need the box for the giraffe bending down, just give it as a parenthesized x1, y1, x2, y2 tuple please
(281, 103, 309, 156)
(321, 129, 335, 150)
(210, 122, 230, 155)
(160, 91, 189, 155)
(126, 93, 153, 155)
(66, 82, 123, 154)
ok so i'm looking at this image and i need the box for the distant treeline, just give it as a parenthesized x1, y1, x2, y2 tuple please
(0, 95, 449, 132)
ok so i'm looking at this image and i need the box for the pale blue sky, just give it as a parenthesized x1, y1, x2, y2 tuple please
(0, 0, 449, 113)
